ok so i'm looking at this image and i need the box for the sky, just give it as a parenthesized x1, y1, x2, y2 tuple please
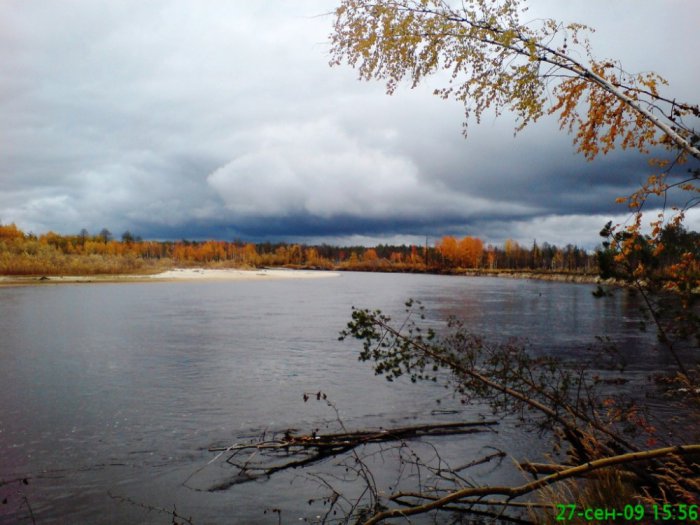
(1, 1, 698, 250)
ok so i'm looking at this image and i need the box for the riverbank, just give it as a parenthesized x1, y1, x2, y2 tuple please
(458, 268, 607, 284)
(0, 267, 609, 287)
(327, 265, 608, 284)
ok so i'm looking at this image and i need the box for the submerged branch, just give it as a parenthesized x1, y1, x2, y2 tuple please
(208, 420, 498, 453)
(205, 420, 498, 491)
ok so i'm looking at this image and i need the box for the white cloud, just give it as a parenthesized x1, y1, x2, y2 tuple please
(207, 120, 540, 220)
(483, 208, 700, 250)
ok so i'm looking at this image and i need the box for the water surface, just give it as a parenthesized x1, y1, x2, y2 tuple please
(0, 272, 673, 523)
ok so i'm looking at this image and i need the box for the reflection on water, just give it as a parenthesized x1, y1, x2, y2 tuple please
(0, 273, 681, 523)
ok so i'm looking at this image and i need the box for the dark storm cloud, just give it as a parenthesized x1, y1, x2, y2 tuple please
(1, 0, 698, 249)
(139, 212, 483, 243)
(219, 213, 490, 240)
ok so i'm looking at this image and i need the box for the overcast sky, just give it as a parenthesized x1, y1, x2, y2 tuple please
(1, 1, 698, 249)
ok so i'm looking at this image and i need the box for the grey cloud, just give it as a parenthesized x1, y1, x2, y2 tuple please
(1, 0, 698, 248)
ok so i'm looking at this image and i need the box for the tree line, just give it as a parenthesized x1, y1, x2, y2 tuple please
(0, 223, 600, 275)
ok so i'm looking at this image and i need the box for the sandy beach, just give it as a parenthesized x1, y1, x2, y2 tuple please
(0, 268, 341, 286)
(149, 268, 341, 281)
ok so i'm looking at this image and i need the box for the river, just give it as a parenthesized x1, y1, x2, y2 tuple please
(0, 272, 676, 524)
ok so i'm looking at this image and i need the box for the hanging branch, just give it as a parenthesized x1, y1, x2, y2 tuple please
(330, 0, 700, 162)
(340, 304, 638, 458)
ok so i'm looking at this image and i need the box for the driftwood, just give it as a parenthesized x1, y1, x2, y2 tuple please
(206, 420, 498, 491)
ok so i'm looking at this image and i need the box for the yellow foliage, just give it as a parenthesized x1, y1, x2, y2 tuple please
(331, 0, 699, 238)
(0, 223, 24, 242)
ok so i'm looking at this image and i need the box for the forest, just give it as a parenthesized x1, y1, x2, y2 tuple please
(0, 222, 602, 276)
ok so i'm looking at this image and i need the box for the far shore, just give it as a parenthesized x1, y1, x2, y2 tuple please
(0, 268, 342, 286)
(458, 268, 605, 284)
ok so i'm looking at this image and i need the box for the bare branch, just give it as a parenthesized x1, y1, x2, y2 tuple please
(363, 444, 700, 524)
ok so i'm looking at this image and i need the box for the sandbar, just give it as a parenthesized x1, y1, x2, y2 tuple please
(149, 268, 340, 281)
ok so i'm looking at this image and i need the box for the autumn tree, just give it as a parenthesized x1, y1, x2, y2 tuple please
(0, 223, 24, 242)
(330, 1, 699, 522)
(485, 244, 496, 269)
(435, 235, 458, 266)
(436, 235, 483, 268)
(241, 243, 260, 266)
(408, 244, 423, 265)
(501, 238, 516, 267)
(304, 246, 333, 268)
(389, 251, 403, 264)
(457, 236, 483, 267)
(361, 248, 380, 267)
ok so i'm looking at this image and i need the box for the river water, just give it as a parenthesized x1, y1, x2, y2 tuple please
(0, 272, 680, 524)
